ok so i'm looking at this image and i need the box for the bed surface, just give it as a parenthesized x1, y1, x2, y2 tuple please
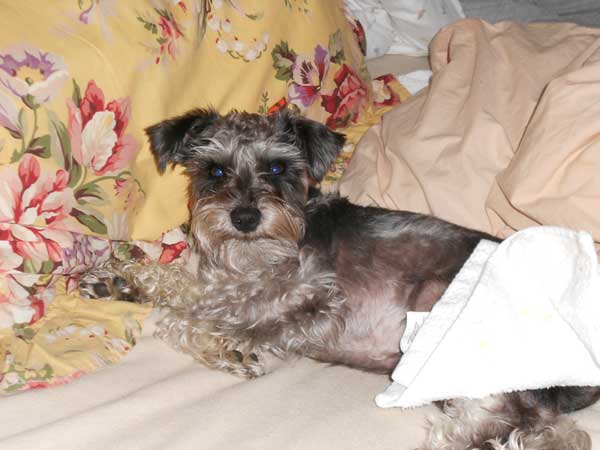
(1, 315, 432, 450)
(2, 314, 600, 450)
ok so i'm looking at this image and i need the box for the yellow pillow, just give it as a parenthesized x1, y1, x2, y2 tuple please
(0, 0, 380, 329)
(0, 0, 409, 392)
(0, 0, 374, 245)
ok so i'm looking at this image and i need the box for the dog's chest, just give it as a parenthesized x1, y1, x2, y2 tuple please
(299, 238, 449, 371)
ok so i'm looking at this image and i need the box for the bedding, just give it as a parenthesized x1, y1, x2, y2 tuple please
(378, 227, 600, 409)
(1, 312, 600, 450)
(340, 19, 600, 246)
(345, 0, 465, 58)
(3, 5, 600, 450)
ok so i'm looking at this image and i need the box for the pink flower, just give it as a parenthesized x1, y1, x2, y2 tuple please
(0, 154, 74, 226)
(177, 2, 187, 13)
(158, 227, 189, 263)
(372, 74, 401, 107)
(0, 273, 58, 328)
(158, 13, 184, 61)
(0, 45, 68, 105)
(0, 275, 35, 328)
(288, 45, 330, 109)
(114, 177, 128, 196)
(28, 296, 45, 324)
(0, 154, 75, 270)
(158, 241, 188, 264)
(67, 81, 139, 175)
(321, 64, 369, 129)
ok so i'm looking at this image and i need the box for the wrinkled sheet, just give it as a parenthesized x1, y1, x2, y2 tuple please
(1, 313, 599, 449)
(340, 19, 600, 246)
(0, 314, 432, 450)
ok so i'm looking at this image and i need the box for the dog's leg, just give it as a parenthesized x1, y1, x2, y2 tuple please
(80, 259, 266, 377)
(78, 259, 198, 307)
(421, 393, 592, 450)
(155, 308, 266, 378)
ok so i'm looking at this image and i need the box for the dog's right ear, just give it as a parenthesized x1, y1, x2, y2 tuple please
(145, 108, 220, 173)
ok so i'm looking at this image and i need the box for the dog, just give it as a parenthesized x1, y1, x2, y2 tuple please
(80, 109, 600, 450)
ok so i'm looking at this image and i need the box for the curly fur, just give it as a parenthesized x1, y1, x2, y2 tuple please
(422, 396, 592, 450)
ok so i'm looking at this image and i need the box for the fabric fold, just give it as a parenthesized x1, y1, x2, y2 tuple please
(377, 226, 600, 409)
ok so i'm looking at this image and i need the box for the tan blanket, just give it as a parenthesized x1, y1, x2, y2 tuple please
(340, 19, 600, 244)
(1, 313, 599, 450)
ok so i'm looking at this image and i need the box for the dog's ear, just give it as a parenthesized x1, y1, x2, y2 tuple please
(145, 108, 220, 173)
(275, 110, 346, 181)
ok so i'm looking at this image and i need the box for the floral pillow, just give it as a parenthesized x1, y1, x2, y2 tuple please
(0, 0, 408, 393)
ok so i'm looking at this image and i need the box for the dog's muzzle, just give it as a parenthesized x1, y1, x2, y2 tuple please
(230, 207, 262, 233)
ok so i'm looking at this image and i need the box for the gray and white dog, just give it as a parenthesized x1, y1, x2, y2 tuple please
(81, 109, 600, 450)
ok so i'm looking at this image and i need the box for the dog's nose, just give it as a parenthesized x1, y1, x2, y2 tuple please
(230, 207, 261, 233)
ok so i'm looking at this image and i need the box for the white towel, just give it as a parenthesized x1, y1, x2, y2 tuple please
(376, 226, 600, 409)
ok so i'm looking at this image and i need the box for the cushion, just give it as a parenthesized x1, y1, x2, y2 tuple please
(0, 0, 407, 393)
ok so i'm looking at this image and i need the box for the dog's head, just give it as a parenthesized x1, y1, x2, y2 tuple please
(145, 108, 345, 252)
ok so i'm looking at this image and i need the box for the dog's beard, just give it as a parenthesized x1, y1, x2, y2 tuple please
(190, 195, 305, 271)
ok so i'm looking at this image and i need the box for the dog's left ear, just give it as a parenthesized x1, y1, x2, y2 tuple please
(275, 111, 346, 181)
(145, 108, 220, 173)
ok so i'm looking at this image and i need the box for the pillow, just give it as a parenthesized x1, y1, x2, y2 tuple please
(0, 0, 375, 323)
(0, 1, 407, 387)
(130, 0, 377, 239)
(382, 0, 465, 56)
(345, 0, 396, 58)
(346, 0, 465, 57)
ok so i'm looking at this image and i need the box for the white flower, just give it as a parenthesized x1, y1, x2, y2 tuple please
(80, 110, 118, 171)
(207, 15, 220, 31)
(162, 227, 187, 245)
(3, 371, 21, 386)
(254, 40, 265, 53)
(245, 47, 258, 61)
(0, 45, 69, 104)
(44, 324, 79, 343)
(262, 32, 269, 45)
(110, 338, 131, 353)
(231, 39, 245, 53)
(0, 239, 22, 273)
(221, 18, 232, 33)
(216, 38, 228, 53)
(372, 79, 389, 103)
(0, 89, 19, 136)
(0, 302, 35, 329)
(106, 212, 130, 241)
(80, 325, 105, 337)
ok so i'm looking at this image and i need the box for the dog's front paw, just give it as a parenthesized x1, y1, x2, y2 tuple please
(225, 350, 265, 379)
(78, 263, 139, 302)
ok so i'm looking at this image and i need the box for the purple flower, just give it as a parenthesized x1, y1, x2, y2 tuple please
(287, 45, 330, 109)
(60, 234, 110, 274)
(0, 46, 68, 105)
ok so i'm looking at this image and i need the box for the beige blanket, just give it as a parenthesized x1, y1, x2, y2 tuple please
(341, 19, 600, 245)
(1, 313, 599, 450)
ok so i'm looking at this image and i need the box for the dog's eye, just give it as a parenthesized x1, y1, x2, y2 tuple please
(209, 165, 225, 178)
(269, 161, 286, 176)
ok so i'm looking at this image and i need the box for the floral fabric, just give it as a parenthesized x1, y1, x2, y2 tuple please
(0, 279, 150, 394)
(0, 0, 409, 393)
